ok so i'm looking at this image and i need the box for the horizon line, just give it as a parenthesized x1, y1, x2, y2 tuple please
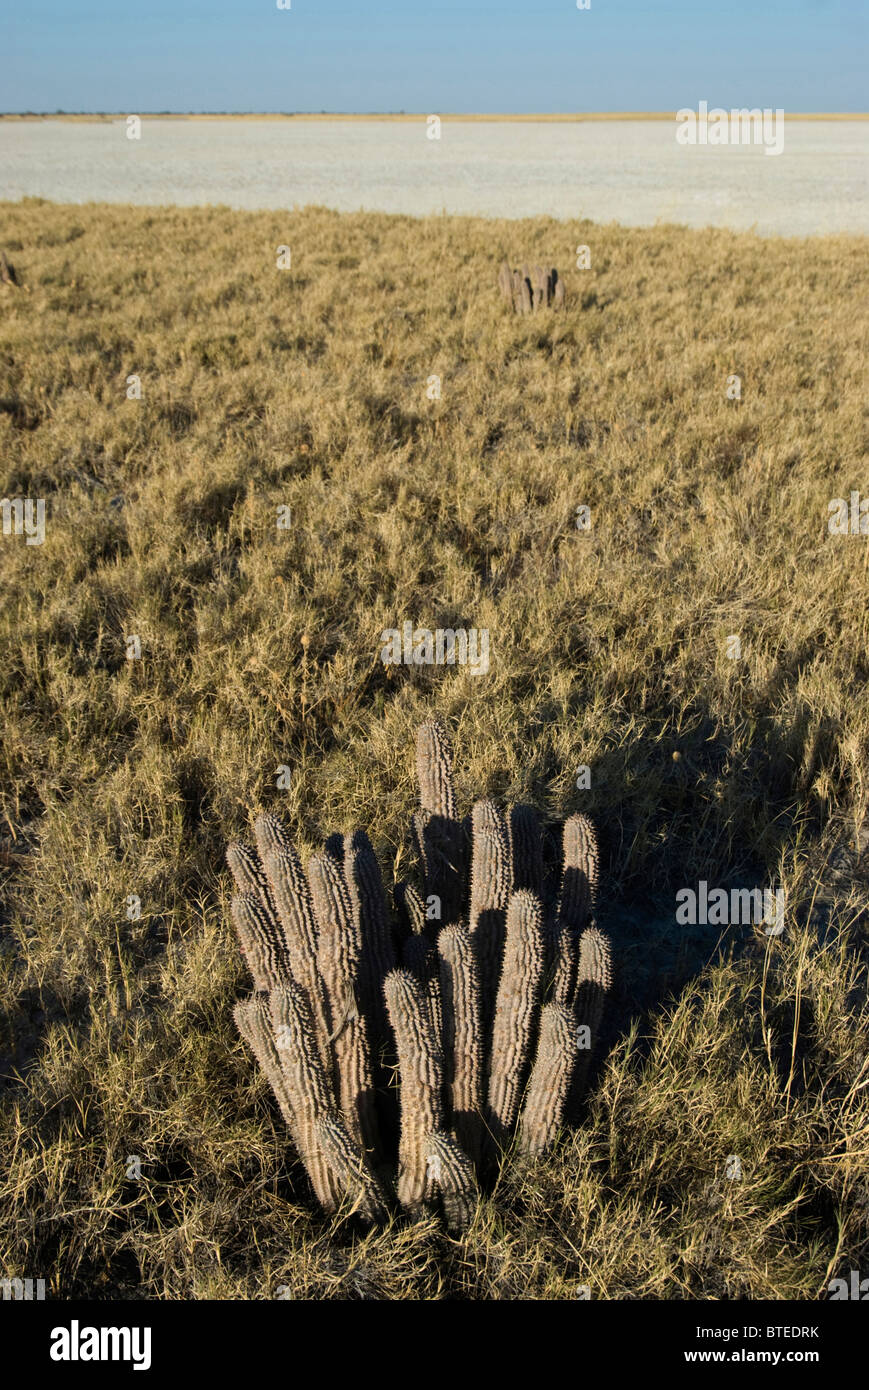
(2, 110, 867, 121)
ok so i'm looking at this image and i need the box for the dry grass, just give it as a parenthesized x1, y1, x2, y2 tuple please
(0, 198, 867, 1298)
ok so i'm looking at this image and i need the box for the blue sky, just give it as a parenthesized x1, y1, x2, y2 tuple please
(4, 0, 866, 113)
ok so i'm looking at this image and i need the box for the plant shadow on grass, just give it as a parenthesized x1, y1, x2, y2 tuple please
(528, 684, 861, 1094)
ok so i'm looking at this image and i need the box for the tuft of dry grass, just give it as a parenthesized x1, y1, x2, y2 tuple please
(0, 198, 867, 1298)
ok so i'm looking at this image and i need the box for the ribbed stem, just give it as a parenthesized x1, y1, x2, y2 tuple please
(548, 917, 578, 1008)
(310, 852, 376, 1154)
(268, 982, 344, 1207)
(416, 719, 457, 820)
(469, 799, 511, 1024)
(260, 837, 331, 1077)
(568, 925, 612, 1115)
(486, 890, 545, 1141)
(344, 830, 395, 1054)
(424, 1130, 478, 1233)
(384, 969, 444, 1214)
(315, 1113, 390, 1223)
(558, 814, 599, 931)
(509, 804, 544, 896)
(233, 992, 339, 1211)
(518, 1004, 579, 1156)
(438, 922, 483, 1166)
(230, 892, 292, 992)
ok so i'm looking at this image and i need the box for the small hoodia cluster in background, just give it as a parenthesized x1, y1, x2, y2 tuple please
(498, 259, 565, 313)
(0, 250, 19, 289)
(227, 721, 610, 1232)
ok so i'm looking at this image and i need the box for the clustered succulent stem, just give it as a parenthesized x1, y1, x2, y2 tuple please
(226, 719, 612, 1231)
(499, 260, 565, 313)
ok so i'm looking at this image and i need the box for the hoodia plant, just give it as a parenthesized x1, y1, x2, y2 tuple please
(227, 721, 611, 1231)
(498, 260, 565, 314)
